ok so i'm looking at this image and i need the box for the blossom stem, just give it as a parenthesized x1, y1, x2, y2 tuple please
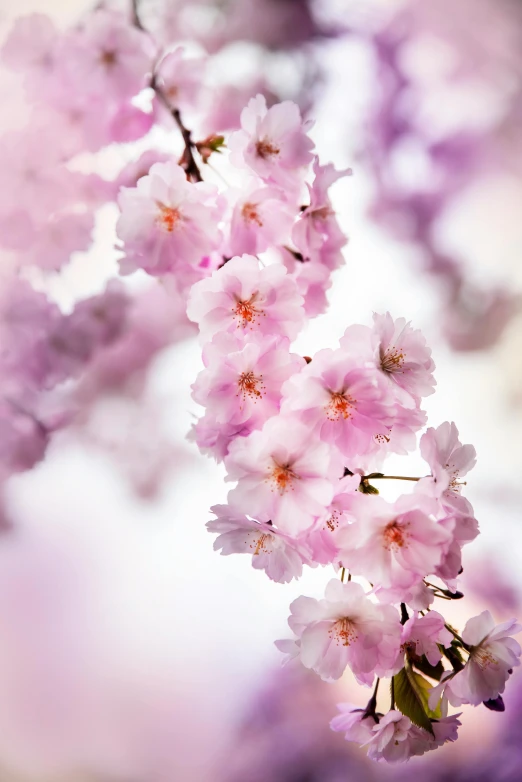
(340, 567, 346, 582)
(364, 475, 422, 482)
(390, 675, 395, 711)
(132, 0, 203, 182)
(364, 677, 380, 722)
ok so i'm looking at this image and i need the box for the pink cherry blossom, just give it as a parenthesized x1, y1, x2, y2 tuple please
(117, 160, 222, 277)
(207, 505, 309, 583)
(62, 10, 155, 102)
(192, 333, 304, 428)
(302, 473, 360, 565)
(366, 711, 414, 763)
(340, 313, 436, 401)
(155, 46, 205, 113)
(189, 414, 253, 463)
(229, 94, 315, 190)
(420, 421, 477, 514)
(435, 512, 479, 586)
(224, 417, 340, 534)
(281, 254, 333, 317)
(409, 714, 462, 757)
(227, 180, 296, 257)
(278, 579, 401, 683)
(400, 611, 453, 666)
(330, 703, 376, 744)
(186, 255, 305, 342)
(292, 159, 351, 269)
(337, 493, 453, 591)
(433, 612, 522, 707)
(281, 347, 395, 460)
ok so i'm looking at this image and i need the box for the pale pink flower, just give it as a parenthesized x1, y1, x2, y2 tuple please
(435, 512, 479, 586)
(302, 473, 360, 566)
(227, 180, 296, 257)
(229, 95, 315, 190)
(420, 421, 477, 514)
(281, 255, 332, 317)
(400, 611, 453, 666)
(366, 711, 414, 763)
(432, 612, 522, 707)
(409, 714, 462, 757)
(292, 159, 351, 269)
(189, 414, 252, 463)
(330, 703, 376, 744)
(155, 46, 205, 112)
(117, 161, 222, 276)
(280, 347, 395, 460)
(225, 417, 340, 535)
(337, 494, 453, 591)
(376, 580, 436, 612)
(341, 313, 435, 401)
(207, 505, 309, 583)
(192, 333, 304, 427)
(186, 255, 305, 342)
(278, 579, 401, 683)
(62, 10, 155, 102)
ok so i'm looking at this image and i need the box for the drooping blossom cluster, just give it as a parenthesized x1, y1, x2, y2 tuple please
(0, 0, 519, 771)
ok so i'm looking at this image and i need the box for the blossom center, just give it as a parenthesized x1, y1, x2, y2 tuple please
(232, 294, 263, 328)
(380, 346, 405, 375)
(100, 50, 117, 68)
(473, 646, 498, 671)
(329, 617, 358, 647)
(156, 203, 182, 233)
(249, 532, 273, 556)
(268, 462, 298, 494)
(237, 371, 265, 402)
(324, 510, 340, 532)
(241, 202, 263, 226)
(382, 520, 409, 550)
(325, 391, 354, 421)
(255, 138, 280, 159)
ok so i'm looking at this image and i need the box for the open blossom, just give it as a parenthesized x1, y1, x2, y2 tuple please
(278, 579, 401, 684)
(229, 94, 315, 190)
(281, 347, 395, 460)
(186, 255, 305, 342)
(337, 493, 453, 591)
(224, 417, 340, 535)
(62, 9, 155, 102)
(400, 611, 453, 666)
(192, 333, 304, 427)
(432, 612, 522, 707)
(207, 505, 309, 583)
(117, 161, 222, 276)
(420, 421, 477, 514)
(341, 313, 436, 402)
(409, 714, 462, 757)
(292, 159, 351, 269)
(227, 179, 296, 257)
(302, 473, 361, 565)
(330, 703, 376, 744)
(366, 711, 414, 763)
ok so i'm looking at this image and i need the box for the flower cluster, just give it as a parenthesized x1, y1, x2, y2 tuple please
(0, 0, 519, 770)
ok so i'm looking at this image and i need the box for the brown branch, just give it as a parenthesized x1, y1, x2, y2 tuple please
(132, 0, 203, 183)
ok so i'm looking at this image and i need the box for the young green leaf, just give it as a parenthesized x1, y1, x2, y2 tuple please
(393, 662, 440, 735)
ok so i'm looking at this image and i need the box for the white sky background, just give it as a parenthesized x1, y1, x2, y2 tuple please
(0, 0, 522, 779)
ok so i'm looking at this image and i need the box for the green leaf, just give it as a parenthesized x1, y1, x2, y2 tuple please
(393, 662, 440, 735)
(412, 655, 445, 682)
(359, 482, 379, 494)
